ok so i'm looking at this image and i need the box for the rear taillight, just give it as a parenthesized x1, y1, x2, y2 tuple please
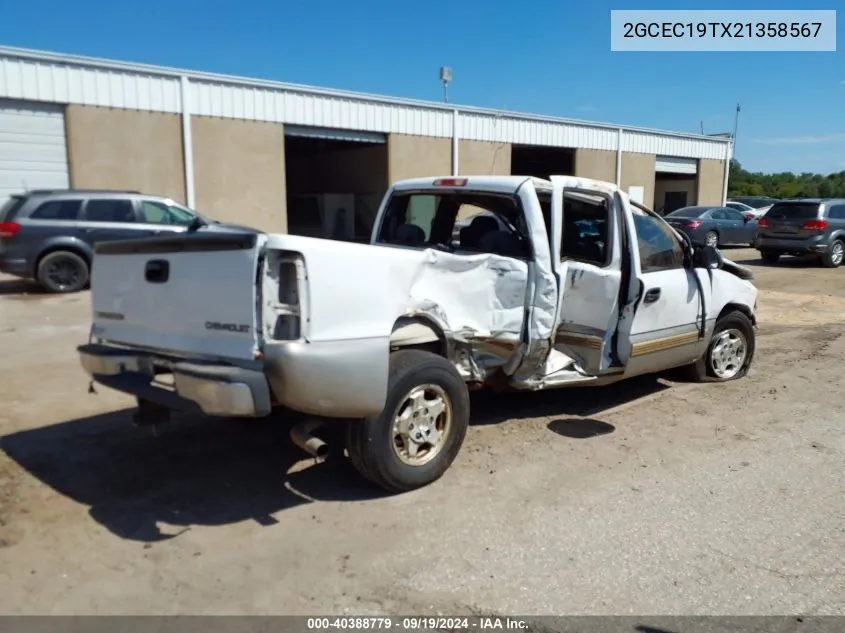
(686, 220, 703, 229)
(758, 218, 769, 229)
(803, 219, 828, 231)
(0, 222, 20, 238)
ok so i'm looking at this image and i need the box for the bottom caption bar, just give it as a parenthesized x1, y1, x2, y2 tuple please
(0, 616, 841, 633)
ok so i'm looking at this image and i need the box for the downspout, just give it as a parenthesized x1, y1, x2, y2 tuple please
(180, 75, 196, 208)
(451, 109, 460, 176)
(615, 128, 623, 187)
(721, 138, 732, 205)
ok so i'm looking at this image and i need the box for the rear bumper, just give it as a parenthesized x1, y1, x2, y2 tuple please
(755, 236, 828, 254)
(0, 256, 30, 277)
(78, 343, 272, 417)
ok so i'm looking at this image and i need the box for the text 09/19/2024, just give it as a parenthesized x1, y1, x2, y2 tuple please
(610, 9, 836, 51)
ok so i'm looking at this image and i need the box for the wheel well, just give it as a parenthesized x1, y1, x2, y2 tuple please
(34, 245, 91, 278)
(718, 302, 755, 327)
(389, 316, 448, 358)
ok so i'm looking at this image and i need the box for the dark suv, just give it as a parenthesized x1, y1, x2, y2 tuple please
(755, 199, 845, 268)
(0, 189, 210, 293)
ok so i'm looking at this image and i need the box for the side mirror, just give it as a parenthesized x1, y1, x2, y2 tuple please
(693, 245, 722, 269)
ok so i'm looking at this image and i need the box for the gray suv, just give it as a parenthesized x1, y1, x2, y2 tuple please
(756, 199, 845, 268)
(0, 189, 212, 293)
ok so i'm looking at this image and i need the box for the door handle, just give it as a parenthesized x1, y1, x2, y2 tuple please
(643, 287, 661, 304)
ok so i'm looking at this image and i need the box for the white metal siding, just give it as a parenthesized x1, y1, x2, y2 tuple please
(655, 155, 698, 174)
(0, 99, 69, 202)
(0, 48, 732, 161)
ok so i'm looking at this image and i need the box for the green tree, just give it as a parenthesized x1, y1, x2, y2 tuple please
(727, 160, 845, 199)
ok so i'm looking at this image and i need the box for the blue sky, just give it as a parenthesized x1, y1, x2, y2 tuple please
(1, 0, 842, 174)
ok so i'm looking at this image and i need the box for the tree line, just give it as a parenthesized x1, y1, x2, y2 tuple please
(728, 160, 845, 199)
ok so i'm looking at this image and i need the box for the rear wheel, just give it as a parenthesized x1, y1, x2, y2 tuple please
(820, 239, 844, 268)
(704, 231, 719, 248)
(760, 250, 780, 265)
(36, 250, 89, 293)
(345, 349, 470, 493)
(683, 310, 755, 383)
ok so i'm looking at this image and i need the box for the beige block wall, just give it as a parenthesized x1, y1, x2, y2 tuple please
(65, 105, 186, 202)
(191, 116, 286, 232)
(574, 149, 617, 182)
(620, 152, 656, 208)
(388, 134, 451, 182)
(459, 140, 511, 175)
(697, 159, 726, 205)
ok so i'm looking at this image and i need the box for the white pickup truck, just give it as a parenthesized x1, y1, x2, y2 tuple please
(78, 175, 758, 492)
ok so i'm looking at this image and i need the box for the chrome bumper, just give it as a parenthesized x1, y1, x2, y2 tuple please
(78, 344, 272, 417)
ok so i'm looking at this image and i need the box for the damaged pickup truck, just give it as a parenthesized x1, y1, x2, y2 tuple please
(78, 175, 758, 492)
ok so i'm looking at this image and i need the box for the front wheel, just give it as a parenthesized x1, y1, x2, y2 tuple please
(345, 350, 470, 493)
(683, 310, 755, 383)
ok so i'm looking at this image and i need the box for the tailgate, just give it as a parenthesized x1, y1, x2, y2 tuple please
(90, 231, 268, 361)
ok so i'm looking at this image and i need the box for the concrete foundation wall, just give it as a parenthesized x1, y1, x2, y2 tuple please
(620, 152, 656, 208)
(459, 140, 511, 175)
(286, 144, 388, 195)
(697, 159, 726, 205)
(574, 149, 617, 182)
(65, 105, 186, 202)
(388, 134, 451, 182)
(192, 116, 287, 232)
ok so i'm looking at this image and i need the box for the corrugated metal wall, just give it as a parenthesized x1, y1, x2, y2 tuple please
(0, 50, 730, 161)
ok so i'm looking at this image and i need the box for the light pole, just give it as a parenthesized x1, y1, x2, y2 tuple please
(440, 67, 452, 103)
(733, 103, 741, 158)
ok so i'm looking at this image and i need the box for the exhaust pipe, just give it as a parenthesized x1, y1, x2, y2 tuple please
(290, 420, 329, 459)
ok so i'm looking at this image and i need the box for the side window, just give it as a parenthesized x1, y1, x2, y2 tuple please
(828, 204, 845, 220)
(710, 209, 727, 220)
(29, 199, 82, 221)
(723, 209, 745, 221)
(84, 199, 135, 223)
(139, 200, 194, 225)
(632, 213, 685, 273)
(561, 193, 611, 266)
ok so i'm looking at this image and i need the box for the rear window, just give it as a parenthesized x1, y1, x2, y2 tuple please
(0, 196, 25, 222)
(764, 202, 821, 220)
(667, 207, 706, 218)
(30, 199, 83, 221)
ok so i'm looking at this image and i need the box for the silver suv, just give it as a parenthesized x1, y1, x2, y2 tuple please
(0, 189, 215, 293)
(756, 199, 845, 268)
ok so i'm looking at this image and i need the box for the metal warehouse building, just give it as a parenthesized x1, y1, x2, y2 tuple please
(0, 46, 732, 238)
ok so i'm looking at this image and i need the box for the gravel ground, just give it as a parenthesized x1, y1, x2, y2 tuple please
(0, 247, 843, 616)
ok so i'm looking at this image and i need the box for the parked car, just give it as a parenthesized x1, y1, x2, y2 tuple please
(725, 201, 755, 214)
(665, 205, 759, 248)
(728, 196, 777, 209)
(77, 175, 758, 493)
(756, 198, 845, 268)
(0, 189, 234, 293)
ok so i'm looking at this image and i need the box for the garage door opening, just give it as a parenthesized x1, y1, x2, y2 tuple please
(511, 145, 574, 179)
(654, 156, 699, 215)
(284, 126, 388, 241)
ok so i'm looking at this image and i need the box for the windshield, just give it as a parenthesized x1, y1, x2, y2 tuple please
(764, 202, 820, 220)
(0, 196, 25, 222)
(667, 207, 707, 218)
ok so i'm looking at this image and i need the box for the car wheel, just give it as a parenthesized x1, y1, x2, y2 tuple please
(36, 250, 90, 293)
(683, 310, 755, 383)
(760, 250, 780, 265)
(704, 231, 719, 248)
(820, 239, 844, 269)
(345, 349, 470, 493)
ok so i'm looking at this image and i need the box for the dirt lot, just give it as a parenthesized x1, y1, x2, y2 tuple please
(1, 248, 844, 616)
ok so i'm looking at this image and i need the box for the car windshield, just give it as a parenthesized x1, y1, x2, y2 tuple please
(667, 207, 708, 218)
(764, 202, 820, 220)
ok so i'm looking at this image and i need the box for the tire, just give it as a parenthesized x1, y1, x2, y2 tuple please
(683, 310, 755, 383)
(760, 250, 780, 265)
(36, 250, 90, 293)
(820, 239, 844, 269)
(345, 349, 470, 493)
(704, 231, 719, 248)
